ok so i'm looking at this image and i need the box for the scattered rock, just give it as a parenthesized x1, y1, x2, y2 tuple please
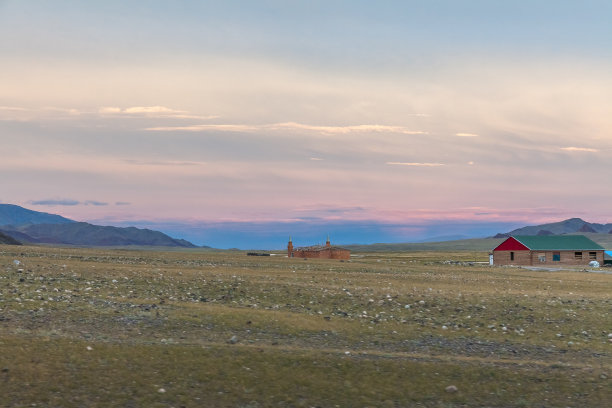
(158, 388, 166, 393)
(445, 385, 458, 393)
(229, 335, 239, 344)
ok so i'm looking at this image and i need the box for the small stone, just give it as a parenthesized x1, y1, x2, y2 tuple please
(445, 385, 458, 393)
(158, 388, 166, 393)
(86, 346, 93, 351)
(441, 325, 448, 330)
(229, 335, 238, 344)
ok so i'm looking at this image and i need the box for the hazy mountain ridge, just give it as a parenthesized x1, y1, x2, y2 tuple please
(499, 218, 612, 236)
(348, 218, 612, 252)
(0, 204, 74, 226)
(0, 204, 196, 248)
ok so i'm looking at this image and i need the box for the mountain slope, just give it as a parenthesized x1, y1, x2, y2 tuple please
(504, 218, 612, 236)
(0, 204, 198, 247)
(1, 222, 197, 248)
(0, 231, 21, 245)
(0, 204, 75, 226)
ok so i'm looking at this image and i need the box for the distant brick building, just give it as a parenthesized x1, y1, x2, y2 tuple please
(493, 235, 604, 266)
(288, 237, 350, 260)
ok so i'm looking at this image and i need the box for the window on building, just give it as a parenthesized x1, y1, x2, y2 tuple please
(553, 252, 560, 261)
(589, 252, 597, 260)
(538, 253, 546, 263)
(510, 252, 514, 261)
(575, 252, 582, 260)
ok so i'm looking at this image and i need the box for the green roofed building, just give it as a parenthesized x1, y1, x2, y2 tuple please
(492, 235, 604, 266)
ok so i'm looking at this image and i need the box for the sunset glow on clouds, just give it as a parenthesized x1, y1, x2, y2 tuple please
(1, 1, 612, 247)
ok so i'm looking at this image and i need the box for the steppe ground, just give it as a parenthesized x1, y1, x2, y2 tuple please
(0, 245, 610, 407)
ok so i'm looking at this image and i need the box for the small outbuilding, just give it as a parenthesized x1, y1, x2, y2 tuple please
(288, 236, 350, 260)
(492, 235, 604, 266)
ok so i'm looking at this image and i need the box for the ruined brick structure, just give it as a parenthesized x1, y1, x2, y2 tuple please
(287, 237, 350, 260)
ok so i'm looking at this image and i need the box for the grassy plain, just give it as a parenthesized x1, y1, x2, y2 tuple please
(0, 245, 610, 407)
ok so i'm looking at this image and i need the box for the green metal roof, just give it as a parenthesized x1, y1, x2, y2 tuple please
(513, 235, 604, 251)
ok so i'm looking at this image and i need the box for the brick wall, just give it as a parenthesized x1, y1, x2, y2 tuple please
(494, 250, 604, 266)
(493, 250, 531, 266)
(292, 248, 350, 260)
(529, 250, 604, 266)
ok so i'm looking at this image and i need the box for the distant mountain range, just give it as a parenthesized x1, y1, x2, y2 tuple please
(495, 217, 612, 237)
(1, 203, 609, 250)
(0, 204, 197, 248)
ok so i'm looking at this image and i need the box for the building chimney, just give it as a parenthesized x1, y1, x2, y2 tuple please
(288, 237, 293, 257)
(325, 235, 330, 247)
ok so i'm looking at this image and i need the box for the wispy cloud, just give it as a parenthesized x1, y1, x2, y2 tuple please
(123, 159, 205, 167)
(115, 202, 131, 206)
(146, 121, 427, 135)
(0, 106, 31, 121)
(386, 162, 445, 167)
(98, 107, 122, 114)
(30, 199, 108, 206)
(0, 106, 28, 112)
(84, 200, 108, 206)
(42, 107, 81, 115)
(145, 124, 257, 132)
(124, 106, 182, 114)
(560, 146, 599, 153)
(100, 105, 182, 115)
(30, 199, 80, 206)
(270, 122, 427, 135)
(456, 132, 479, 137)
(289, 205, 370, 222)
(99, 106, 217, 120)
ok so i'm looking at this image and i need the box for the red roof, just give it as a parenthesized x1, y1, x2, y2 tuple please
(493, 237, 529, 251)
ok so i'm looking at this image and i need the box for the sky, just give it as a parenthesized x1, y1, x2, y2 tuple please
(1, 1, 612, 248)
